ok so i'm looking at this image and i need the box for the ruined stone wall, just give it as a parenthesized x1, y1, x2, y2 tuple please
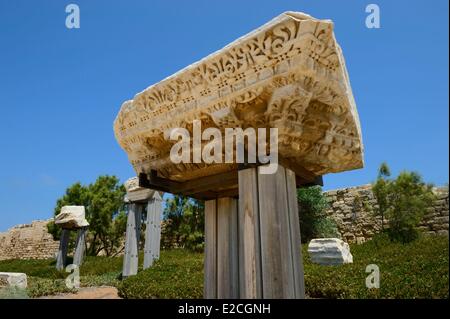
(324, 185, 449, 244)
(0, 219, 59, 260)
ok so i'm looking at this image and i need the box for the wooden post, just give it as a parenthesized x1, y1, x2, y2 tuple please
(204, 200, 217, 299)
(56, 229, 70, 271)
(204, 197, 239, 299)
(238, 165, 305, 299)
(238, 167, 262, 298)
(122, 203, 142, 277)
(73, 227, 87, 266)
(144, 192, 163, 269)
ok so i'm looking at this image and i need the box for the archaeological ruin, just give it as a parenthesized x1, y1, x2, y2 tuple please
(0, 220, 59, 261)
(122, 177, 163, 277)
(54, 206, 89, 270)
(113, 11, 364, 299)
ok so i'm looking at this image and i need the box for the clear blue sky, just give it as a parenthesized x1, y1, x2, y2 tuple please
(0, 0, 448, 231)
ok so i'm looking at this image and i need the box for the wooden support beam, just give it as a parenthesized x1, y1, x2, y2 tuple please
(122, 203, 142, 278)
(141, 170, 237, 193)
(56, 229, 70, 271)
(204, 200, 217, 299)
(73, 227, 87, 266)
(143, 192, 163, 269)
(139, 164, 320, 200)
(238, 165, 305, 299)
(217, 197, 239, 298)
(286, 169, 306, 297)
(204, 197, 239, 299)
(181, 171, 238, 196)
(238, 168, 262, 298)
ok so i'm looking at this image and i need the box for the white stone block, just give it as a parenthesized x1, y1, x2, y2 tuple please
(55, 206, 89, 229)
(113, 11, 364, 184)
(124, 177, 163, 202)
(307, 238, 353, 265)
(0, 272, 27, 289)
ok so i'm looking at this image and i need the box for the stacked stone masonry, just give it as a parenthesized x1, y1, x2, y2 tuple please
(324, 184, 449, 243)
(0, 220, 59, 261)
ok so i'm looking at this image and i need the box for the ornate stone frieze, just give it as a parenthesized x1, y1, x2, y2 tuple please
(114, 11, 364, 181)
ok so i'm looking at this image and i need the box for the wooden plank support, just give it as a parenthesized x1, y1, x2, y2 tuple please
(204, 197, 239, 299)
(139, 166, 320, 201)
(238, 165, 305, 299)
(143, 192, 163, 269)
(286, 169, 306, 297)
(73, 227, 87, 266)
(217, 197, 239, 298)
(204, 200, 217, 299)
(122, 203, 142, 278)
(238, 167, 262, 298)
(139, 171, 239, 200)
(56, 229, 70, 271)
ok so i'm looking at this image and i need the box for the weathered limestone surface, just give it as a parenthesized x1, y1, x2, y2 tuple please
(55, 206, 89, 229)
(0, 220, 59, 261)
(307, 238, 353, 265)
(324, 185, 449, 243)
(114, 11, 364, 182)
(0, 272, 27, 289)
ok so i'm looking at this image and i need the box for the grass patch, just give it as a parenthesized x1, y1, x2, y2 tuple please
(118, 249, 203, 299)
(0, 235, 448, 298)
(304, 233, 449, 298)
(0, 255, 122, 298)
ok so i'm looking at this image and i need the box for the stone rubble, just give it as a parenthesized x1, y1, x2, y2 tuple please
(307, 238, 353, 265)
(55, 206, 89, 229)
(0, 272, 27, 289)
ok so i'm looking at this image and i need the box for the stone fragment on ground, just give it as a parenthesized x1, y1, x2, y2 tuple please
(0, 272, 27, 289)
(307, 238, 353, 265)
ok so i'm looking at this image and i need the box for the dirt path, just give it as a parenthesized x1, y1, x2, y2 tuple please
(37, 286, 121, 299)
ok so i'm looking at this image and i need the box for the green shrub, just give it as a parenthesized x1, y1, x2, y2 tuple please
(372, 163, 435, 242)
(297, 186, 339, 242)
(162, 196, 205, 252)
(118, 249, 203, 299)
(26, 277, 75, 298)
(314, 218, 340, 239)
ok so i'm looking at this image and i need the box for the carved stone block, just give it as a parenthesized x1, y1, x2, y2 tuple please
(114, 11, 364, 182)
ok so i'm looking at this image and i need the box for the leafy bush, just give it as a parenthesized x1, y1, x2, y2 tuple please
(27, 277, 75, 298)
(117, 249, 203, 299)
(297, 186, 339, 242)
(372, 163, 435, 242)
(162, 196, 205, 252)
(314, 218, 340, 239)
